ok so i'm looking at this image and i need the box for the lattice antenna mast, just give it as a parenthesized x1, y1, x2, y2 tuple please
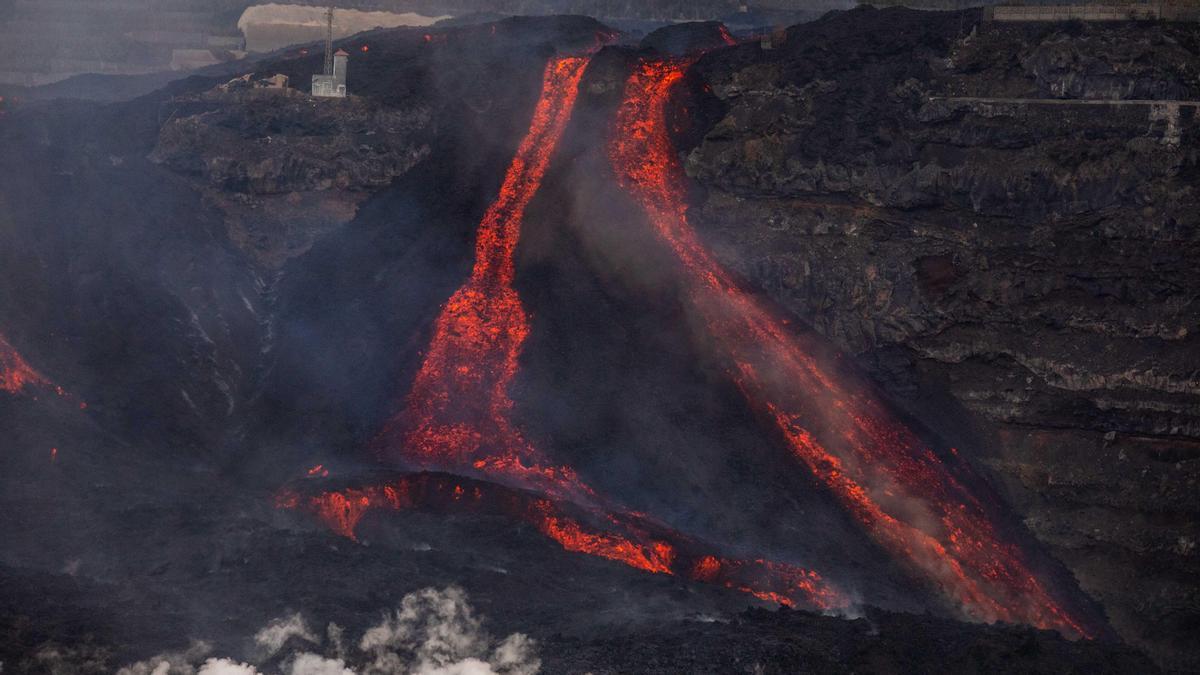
(323, 6, 334, 76)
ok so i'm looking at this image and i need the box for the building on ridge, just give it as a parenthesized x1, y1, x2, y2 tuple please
(311, 7, 348, 98)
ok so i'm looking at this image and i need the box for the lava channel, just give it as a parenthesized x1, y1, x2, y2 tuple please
(372, 55, 596, 503)
(609, 58, 1102, 639)
(278, 472, 844, 611)
(300, 54, 842, 611)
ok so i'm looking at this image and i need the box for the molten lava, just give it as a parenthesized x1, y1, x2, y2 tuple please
(285, 55, 843, 611)
(280, 472, 843, 610)
(717, 25, 738, 47)
(1, 332, 52, 394)
(609, 59, 1098, 638)
(373, 56, 596, 502)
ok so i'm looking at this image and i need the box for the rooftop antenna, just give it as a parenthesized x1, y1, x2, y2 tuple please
(323, 5, 334, 77)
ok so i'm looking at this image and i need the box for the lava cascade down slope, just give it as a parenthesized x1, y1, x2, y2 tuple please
(608, 56, 1105, 639)
(285, 53, 843, 612)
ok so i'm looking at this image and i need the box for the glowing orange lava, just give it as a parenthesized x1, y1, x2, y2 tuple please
(288, 54, 842, 613)
(609, 58, 1098, 638)
(373, 56, 597, 503)
(531, 499, 676, 574)
(1, 332, 52, 394)
(718, 25, 737, 47)
(1, 332, 81, 407)
(281, 473, 843, 609)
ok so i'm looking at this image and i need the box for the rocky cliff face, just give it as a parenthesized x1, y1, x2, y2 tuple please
(151, 83, 431, 266)
(682, 9, 1199, 670)
(1, 9, 1195, 674)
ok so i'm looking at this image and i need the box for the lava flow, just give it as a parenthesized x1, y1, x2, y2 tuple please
(373, 55, 595, 503)
(0, 331, 62, 396)
(1, 331, 81, 408)
(292, 54, 842, 611)
(279, 472, 843, 610)
(717, 25, 737, 47)
(609, 58, 1100, 638)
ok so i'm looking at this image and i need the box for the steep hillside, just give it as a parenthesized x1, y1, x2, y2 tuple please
(676, 8, 1199, 669)
(0, 8, 1194, 673)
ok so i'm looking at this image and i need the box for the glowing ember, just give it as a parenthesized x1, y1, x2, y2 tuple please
(50, 447, 58, 463)
(718, 25, 738, 47)
(373, 56, 597, 502)
(307, 464, 330, 478)
(1, 332, 52, 394)
(609, 58, 1099, 638)
(281, 473, 843, 609)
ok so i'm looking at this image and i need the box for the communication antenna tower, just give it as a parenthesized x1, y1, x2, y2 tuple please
(324, 6, 335, 77)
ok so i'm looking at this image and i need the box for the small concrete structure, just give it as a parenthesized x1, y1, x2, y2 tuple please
(312, 49, 348, 98)
(216, 72, 293, 95)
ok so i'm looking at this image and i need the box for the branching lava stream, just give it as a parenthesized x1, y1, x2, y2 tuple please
(285, 55, 844, 611)
(279, 472, 842, 610)
(609, 58, 1100, 638)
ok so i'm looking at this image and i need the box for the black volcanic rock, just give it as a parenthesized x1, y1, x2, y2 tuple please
(0, 8, 1194, 675)
(676, 7, 1199, 670)
(640, 21, 736, 56)
(152, 88, 431, 196)
(541, 607, 1158, 674)
(150, 84, 432, 266)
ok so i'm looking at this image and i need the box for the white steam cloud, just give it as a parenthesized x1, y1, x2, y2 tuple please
(255, 613, 319, 656)
(199, 659, 262, 675)
(117, 587, 538, 675)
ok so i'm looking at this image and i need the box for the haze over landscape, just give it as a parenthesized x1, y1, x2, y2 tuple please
(0, 1, 1197, 674)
